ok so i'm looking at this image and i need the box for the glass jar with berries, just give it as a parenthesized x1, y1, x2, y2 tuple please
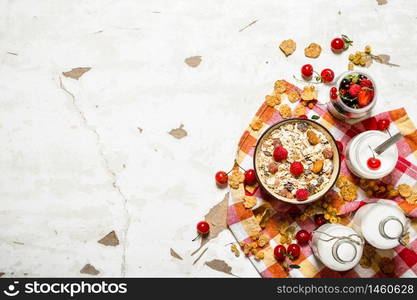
(327, 71, 377, 121)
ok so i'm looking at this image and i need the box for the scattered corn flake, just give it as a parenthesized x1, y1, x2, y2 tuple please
(406, 192, 417, 204)
(304, 43, 322, 58)
(229, 170, 244, 189)
(257, 234, 269, 247)
(301, 86, 317, 101)
(265, 94, 281, 107)
(243, 243, 251, 255)
(251, 233, 260, 241)
(398, 184, 413, 198)
(287, 90, 300, 103)
(379, 257, 395, 275)
(336, 175, 350, 189)
(250, 118, 264, 131)
(243, 195, 257, 209)
(231, 244, 240, 257)
(359, 256, 372, 268)
(348, 62, 354, 71)
(340, 184, 357, 202)
(294, 105, 306, 116)
(255, 251, 264, 260)
(402, 232, 410, 245)
(245, 182, 259, 194)
(278, 104, 292, 118)
(274, 80, 287, 94)
(279, 39, 296, 56)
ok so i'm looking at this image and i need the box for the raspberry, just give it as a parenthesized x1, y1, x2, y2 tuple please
(295, 189, 309, 201)
(290, 161, 304, 176)
(348, 84, 361, 97)
(273, 146, 288, 161)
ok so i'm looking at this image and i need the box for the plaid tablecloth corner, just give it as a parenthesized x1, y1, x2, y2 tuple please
(227, 80, 417, 278)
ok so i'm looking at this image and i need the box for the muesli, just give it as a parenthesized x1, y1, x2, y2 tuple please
(255, 121, 334, 201)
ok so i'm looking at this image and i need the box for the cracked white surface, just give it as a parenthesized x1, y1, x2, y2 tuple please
(0, 0, 416, 277)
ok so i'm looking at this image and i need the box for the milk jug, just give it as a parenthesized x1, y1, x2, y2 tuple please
(352, 200, 408, 249)
(311, 224, 364, 271)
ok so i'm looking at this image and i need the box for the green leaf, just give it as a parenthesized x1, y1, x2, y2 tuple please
(311, 115, 320, 120)
(289, 264, 300, 269)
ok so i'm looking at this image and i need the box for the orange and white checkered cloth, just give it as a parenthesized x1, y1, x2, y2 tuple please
(227, 80, 417, 278)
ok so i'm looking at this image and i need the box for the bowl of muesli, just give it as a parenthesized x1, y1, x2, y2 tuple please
(253, 118, 341, 204)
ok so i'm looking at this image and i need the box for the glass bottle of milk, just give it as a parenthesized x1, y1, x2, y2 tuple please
(311, 224, 364, 271)
(352, 200, 408, 249)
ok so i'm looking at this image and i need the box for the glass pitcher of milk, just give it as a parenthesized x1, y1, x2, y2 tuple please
(311, 224, 364, 271)
(352, 200, 408, 249)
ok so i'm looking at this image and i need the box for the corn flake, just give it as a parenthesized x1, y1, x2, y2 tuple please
(406, 192, 417, 204)
(278, 104, 292, 118)
(257, 234, 269, 247)
(243, 195, 257, 209)
(265, 94, 281, 107)
(304, 43, 322, 58)
(279, 39, 296, 56)
(301, 86, 317, 101)
(294, 105, 306, 116)
(398, 184, 413, 198)
(274, 80, 287, 94)
(287, 90, 300, 103)
(250, 118, 264, 131)
(340, 184, 357, 202)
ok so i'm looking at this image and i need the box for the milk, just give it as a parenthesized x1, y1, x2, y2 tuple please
(352, 200, 407, 249)
(311, 224, 364, 271)
(346, 130, 398, 179)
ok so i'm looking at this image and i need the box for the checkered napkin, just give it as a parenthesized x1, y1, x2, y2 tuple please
(227, 80, 417, 278)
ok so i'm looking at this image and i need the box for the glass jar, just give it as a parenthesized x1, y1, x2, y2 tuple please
(352, 200, 408, 249)
(311, 224, 364, 271)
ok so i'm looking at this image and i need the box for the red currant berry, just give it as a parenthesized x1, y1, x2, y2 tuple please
(196, 221, 210, 235)
(336, 141, 344, 153)
(295, 230, 311, 244)
(314, 214, 327, 226)
(330, 87, 338, 100)
(299, 115, 308, 119)
(301, 64, 313, 78)
(215, 171, 228, 185)
(320, 69, 335, 83)
(377, 118, 390, 131)
(287, 244, 301, 259)
(331, 37, 345, 52)
(274, 245, 286, 261)
(244, 169, 256, 185)
(367, 157, 381, 170)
